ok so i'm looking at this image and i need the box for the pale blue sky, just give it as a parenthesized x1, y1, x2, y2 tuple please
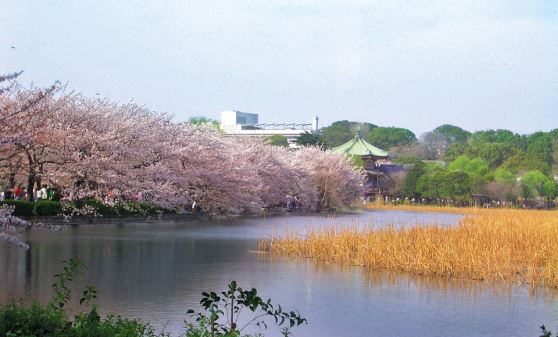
(1, 0, 557, 135)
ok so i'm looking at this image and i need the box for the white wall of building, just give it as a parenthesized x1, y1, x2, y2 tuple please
(220, 110, 258, 130)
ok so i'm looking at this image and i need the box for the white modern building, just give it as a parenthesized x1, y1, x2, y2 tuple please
(220, 110, 319, 148)
(220, 111, 259, 130)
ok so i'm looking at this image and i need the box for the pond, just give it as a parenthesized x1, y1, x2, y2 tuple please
(0, 210, 556, 337)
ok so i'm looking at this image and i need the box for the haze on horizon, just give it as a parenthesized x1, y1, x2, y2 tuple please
(1, 0, 557, 136)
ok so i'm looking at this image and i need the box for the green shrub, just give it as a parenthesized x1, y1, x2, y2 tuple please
(61, 199, 175, 217)
(0, 302, 160, 337)
(34, 200, 63, 216)
(85, 199, 118, 216)
(0, 301, 68, 336)
(124, 201, 175, 215)
(71, 309, 160, 337)
(0, 200, 34, 216)
(70, 199, 117, 216)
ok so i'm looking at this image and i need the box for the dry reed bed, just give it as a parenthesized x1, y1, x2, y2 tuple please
(364, 202, 483, 214)
(260, 208, 558, 287)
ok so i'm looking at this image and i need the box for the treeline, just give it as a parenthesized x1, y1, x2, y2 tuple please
(269, 120, 417, 149)
(396, 158, 556, 205)
(0, 76, 363, 217)
(317, 121, 558, 205)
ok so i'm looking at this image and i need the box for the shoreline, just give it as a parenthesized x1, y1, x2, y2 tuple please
(20, 207, 348, 226)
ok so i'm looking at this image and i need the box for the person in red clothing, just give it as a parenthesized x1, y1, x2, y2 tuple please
(14, 185, 22, 200)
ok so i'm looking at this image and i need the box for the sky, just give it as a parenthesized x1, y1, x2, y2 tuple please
(1, 0, 557, 136)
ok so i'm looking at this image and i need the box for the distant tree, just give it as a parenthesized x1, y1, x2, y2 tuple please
(419, 125, 469, 161)
(446, 171, 472, 201)
(520, 170, 557, 200)
(526, 132, 553, 166)
(524, 160, 552, 177)
(367, 127, 416, 149)
(486, 168, 517, 202)
(472, 129, 521, 145)
(417, 170, 450, 200)
(420, 131, 449, 160)
(415, 162, 449, 200)
(552, 139, 558, 170)
(443, 142, 467, 162)
(447, 156, 490, 178)
(467, 142, 516, 168)
(392, 154, 421, 164)
(500, 149, 552, 176)
(433, 124, 471, 144)
(296, 132, 323, 146)
(188, 116, 219, 127)
(400, 161, 425, 198)
(320, 120, 377, 148)
(389, 171, 407, 197)
(390, 142, 431, 162)
(447, 156, 491, 194)
(441, 129, 526, 169)
(494, 168, 516, 186)
(423, 161, 446, 173)
(266, 135, 289, 147)
(485, 181, 516, 202)
(500, 150, 527, 173)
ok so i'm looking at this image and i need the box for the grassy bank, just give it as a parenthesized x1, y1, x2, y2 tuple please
(260, 207, 558, 287)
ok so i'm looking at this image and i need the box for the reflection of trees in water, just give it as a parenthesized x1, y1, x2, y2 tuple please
(0, 242, 28, 303)
(0, 229, 251, 311)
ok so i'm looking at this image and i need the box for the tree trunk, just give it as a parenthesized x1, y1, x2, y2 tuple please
(8, 172, 16, 189)
(26, 174, 34, 202)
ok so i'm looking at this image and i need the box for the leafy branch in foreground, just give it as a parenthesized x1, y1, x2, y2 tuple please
(49, 258, 86, 310)
(540, 325, 558, 337)
(186, 280, 306, 337)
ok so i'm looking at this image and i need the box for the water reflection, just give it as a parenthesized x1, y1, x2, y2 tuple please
(0, 210, 556, 337)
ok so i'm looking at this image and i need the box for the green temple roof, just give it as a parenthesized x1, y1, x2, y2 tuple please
(331, 131, 389, 158)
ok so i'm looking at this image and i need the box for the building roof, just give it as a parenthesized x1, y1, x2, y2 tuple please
(331, 131, 389, 158)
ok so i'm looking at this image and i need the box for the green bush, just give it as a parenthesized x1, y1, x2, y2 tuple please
(34, 200, 63, 216)
(0, 302, 161, 337)
(69, 199, 174, 216)
(0, 200, 34, 216)
(124, 201, 175, 215)
(70, 199, 117, 216)
(85, 199, 118, 216)
(0, 301, 68, 336)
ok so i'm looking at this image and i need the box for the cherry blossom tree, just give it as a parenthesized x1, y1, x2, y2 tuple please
(1, 81, 364, 222)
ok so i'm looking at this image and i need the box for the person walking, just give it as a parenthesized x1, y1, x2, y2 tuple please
(39, 185, 48, 200)
(36, 185, 48, 201)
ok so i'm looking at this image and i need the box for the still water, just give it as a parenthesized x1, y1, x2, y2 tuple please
(0, 210, 556, 337)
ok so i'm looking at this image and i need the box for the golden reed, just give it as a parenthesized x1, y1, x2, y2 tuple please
(260, 206, 558, 287)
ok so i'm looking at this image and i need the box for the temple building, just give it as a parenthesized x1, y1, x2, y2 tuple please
(331, 131, 399, 197)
